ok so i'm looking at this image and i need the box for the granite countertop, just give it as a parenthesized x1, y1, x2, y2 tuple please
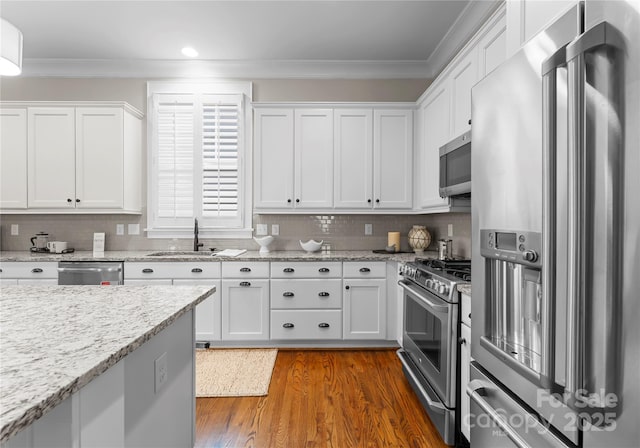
(0, 285, 215, 443)
(0, 250, 431, 263)
(457, 284, 472, 296)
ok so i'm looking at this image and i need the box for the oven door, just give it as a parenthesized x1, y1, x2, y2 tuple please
(399, 280, 457, 408)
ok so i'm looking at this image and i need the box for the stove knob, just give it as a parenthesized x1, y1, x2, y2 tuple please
(438, 284, 448, 295)
(424, 279, 432, 288)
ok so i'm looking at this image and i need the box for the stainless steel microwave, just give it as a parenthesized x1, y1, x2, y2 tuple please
(439, 130, 471, 197)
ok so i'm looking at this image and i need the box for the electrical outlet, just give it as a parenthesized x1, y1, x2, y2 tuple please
(256, 224, 268, 236)
(154, 352, 168, 394)
(448, 224, 453, 237)
(364, 223, 373, 236)
(10, 224, 19, 236)
(271, 224, 280, 236)
(116, 224, 125, 236)
(128, 223, 140, 235)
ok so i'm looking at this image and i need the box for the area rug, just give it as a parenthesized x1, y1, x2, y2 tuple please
(196, 348, 278, 397)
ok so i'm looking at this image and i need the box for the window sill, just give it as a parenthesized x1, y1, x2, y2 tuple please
(145, 228, 253, 239)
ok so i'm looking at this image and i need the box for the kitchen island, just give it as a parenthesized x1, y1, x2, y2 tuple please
(0, 285, 215, 447)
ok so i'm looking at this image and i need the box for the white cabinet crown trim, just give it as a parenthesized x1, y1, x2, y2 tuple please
(0, 101, 143, 119)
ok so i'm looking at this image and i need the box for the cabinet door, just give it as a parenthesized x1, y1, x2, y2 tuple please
(294, 109, 333, 208)
(27, 108, 76, 208)
(460, 323, 472, 442)
(420, 85, 451, 209)
(477, 10, 507, 79)
(343, 278, 386, 339)
(373, 109, 413, 209)
(334, 109, 373, 209)
(254, 108, 294, 209)
(0, 108, 27, 209)
(450, 49, 478, 137)
(221, 279, 269, 340)
(75, 108, 124, 209)
(174, 279, 221, 342)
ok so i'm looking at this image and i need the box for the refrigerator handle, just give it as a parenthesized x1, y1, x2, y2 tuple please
(539, 45, 568, 390)
(565, 21, 623, 415)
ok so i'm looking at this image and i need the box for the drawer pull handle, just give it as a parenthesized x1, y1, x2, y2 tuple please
(31, 268, 43, 274)
(318, 323, 330, 328)
(191, 268, 203, 273)
(318, 268, 330, 273)
(283, 323, 294, 329)
(239, 281, 251, 287)
(318, 292, 330, 297)
(142, 268, 154, 273)
(359, 267, 371, 273)
(283, 292, 295, 297)
(240, 267, 251, 272)
(283, 268, 295, 273)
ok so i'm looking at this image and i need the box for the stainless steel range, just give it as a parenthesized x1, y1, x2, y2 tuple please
(397, 258, 470, 446)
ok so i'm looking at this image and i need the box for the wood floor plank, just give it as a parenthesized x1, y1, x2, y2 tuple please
(195, 350, 448, 448)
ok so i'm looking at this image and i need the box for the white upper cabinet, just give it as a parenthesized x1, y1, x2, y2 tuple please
(449, 50, 478, 137)
(0, 108, 28, 209)
(294, 109, 334, 209)
(254, 104, 413, 213)
(477, 7, 507, 78)
(253, 108, 294, 209)
(506, 0, 576, 56)
(334, 109, 373, 209)
(28, 107, 77, 209)
(373, 109, 413, 209)
(3, 102, 142, 214)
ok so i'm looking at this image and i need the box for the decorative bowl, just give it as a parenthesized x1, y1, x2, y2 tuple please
(300, 239, 323, 253)
(253, 235, 274, 254)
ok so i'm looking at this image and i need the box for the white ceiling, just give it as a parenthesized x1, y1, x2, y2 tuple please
(1, 0, 501, 78)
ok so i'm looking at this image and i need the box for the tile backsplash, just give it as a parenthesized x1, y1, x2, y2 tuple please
(0, 212, 471, 257)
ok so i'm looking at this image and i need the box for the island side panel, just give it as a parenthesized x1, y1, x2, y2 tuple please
(124, 310, 195, 448)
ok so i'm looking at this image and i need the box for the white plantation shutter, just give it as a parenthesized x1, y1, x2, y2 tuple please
(150, 89, 246, 233)
(201, 97, 241, 223)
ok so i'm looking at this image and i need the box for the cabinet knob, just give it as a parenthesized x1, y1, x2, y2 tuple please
(345, 285, 350, 290)
(67, 198, 72, 203)
(359, 267, 371, 273)
(468, 119, 472, 125)
(283, 323, 294, 329)
(31, 268, 43, 273)
(458, 337, 467, 345)
(239, 281, 251, 287)
(0, 268, 2, 273)
(283, 292, 295, 297)
(318, 268, 330, 273)
(287, 199, 292, 203)
(375, 199, 380, 203)
(191, 268, 203, 273)
(367, 199, 372, 203)
(283, 268, 295, 273)
(318, 323, 330, 328)
(469, 313, 472, 319)
(296, 199, 300, 203)
(142, 268, 154, 273)
(75, 198, 80, 203)
(318, 292, 330, 297)
(240, 267, 252, 272)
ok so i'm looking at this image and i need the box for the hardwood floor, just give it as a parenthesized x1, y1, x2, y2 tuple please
(195, 349, 448, 448)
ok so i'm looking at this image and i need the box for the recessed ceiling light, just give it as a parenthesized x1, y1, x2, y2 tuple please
(181, 47, 198, 58)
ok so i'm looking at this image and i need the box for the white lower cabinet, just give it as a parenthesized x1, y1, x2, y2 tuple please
(271, 309, 342, 340)
(221, 279, 270, 340)
(460, 322, 472, 442)
(0, 262, 58, 284)
(124, 262, 221, 341)
(343, 262, 387, 340)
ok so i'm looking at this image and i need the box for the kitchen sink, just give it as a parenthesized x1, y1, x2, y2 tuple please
(146, 251, 216, 257)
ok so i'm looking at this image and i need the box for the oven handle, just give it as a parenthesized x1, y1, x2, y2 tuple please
(397, 350, 446, 413)
(398, 280, 449, 313)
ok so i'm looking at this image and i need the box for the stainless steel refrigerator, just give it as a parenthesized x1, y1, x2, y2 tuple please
(469, 1, 639, 447)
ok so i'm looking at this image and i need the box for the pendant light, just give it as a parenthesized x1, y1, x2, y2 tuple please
(0, 18, 23, 76)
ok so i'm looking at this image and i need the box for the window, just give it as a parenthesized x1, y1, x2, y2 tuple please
(147, 82, 252, 238)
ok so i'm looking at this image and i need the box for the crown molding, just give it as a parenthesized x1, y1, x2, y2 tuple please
(425, 0, 503, 78)
(21, 58, 432, 79)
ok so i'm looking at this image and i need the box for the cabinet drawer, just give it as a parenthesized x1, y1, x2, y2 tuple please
(125, 262, 220, 279)
(270, 261, 342, 278)
(343, 261, 386, 278)
(270, 310, 342, 340)
(0, 262, 58, 279)
(221, 261, 269, 278)
(461, 292, 471, 327)
(271, 279, 342, 309)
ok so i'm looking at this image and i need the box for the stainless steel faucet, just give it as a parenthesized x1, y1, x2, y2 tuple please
(193, 218, 203, 252)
